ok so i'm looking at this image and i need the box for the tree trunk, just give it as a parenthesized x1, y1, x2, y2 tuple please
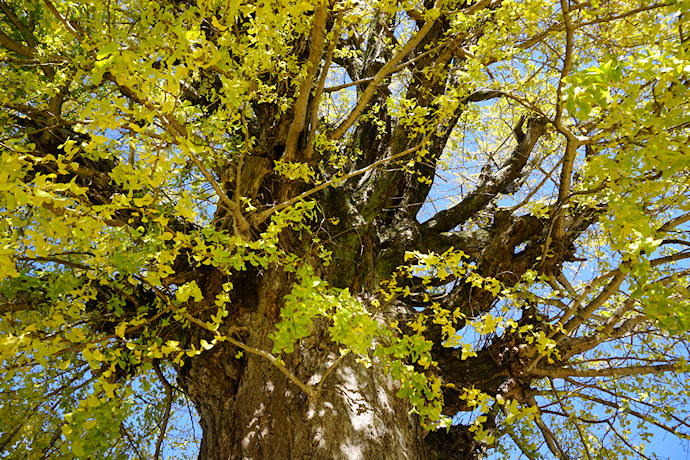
(182, 347, 431, 459)
(174, 268, 456, 460)
(176, 285, 428, 458)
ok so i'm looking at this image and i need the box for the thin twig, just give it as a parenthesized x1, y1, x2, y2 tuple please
(534, 363, 680, 379)
(182, 312, 317, 398)
(606, 420, 654, 460)
(42, 0, 85, 41)
(152, 360, 173, 460)
(316, 352, 347, 393)
(548, 378, 593, 460)
(119, 422, 146, 460)
(508, 157, 564, 212)
(16, 256, 91, 270)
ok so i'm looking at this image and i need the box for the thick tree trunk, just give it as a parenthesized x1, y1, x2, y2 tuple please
(175, 270, 447, 459)
(182, 348, 429, 459)
(178, 322, 428, 458)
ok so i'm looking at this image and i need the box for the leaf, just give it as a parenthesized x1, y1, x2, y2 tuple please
(176, 280, 204, 303)
(82, 419, 97, 430)
(96, 41, 119, 61)
(72, 440, 86, 457)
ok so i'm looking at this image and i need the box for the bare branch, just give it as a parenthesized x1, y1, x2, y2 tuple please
(182, 312, 317, 398)
(554, 0, 574, 126)
(561, 272, 626, 337)
(304, 8, 343, 161)
(0, 29, 34, 57)
(152, 360, 173, 460)
(533, 363, 681, 378)
(423, 116, 547, 233)
(529, 396, 571, 460)
(0, 1, 38, 47)
(659, 211, 690, 233)
(283, 4, 329, 162)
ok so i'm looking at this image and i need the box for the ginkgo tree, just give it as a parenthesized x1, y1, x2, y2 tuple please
(1, 0, 690, 458)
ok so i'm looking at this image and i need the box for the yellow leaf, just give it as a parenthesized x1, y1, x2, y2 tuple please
(176, 280, 203, 303)
(211, 15, 227, 31)
(115, 323, 127, 338)
(82, 419, 97, 430)
(101, 381, 117, 398)
(461, 343, 477, 360)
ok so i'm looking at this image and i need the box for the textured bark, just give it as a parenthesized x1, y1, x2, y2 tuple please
(176, 270, 432, 460)
(182, 346, 429, 459)
(10, 82, 565, 460)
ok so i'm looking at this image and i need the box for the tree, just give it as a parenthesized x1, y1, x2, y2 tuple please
(1, 0, 690, 458)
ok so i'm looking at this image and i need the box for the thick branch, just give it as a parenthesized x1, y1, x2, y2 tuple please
(0, 29, 34, 57)
(560, 314, 649, 359)
(418, 228, 490, 258)
(304, 8, 343, 161)
(422, 116, 547, 233)
(329, 0, 444, 141)
(282, 5, 328, 162)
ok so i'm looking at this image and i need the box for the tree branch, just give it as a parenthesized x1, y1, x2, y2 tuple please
(565, 383, 690, 436)
(422, 116, 547, 233)
(0, 1, 38, 47)
(250, 132, 432, 227)
(533, 363, 680, 379)
(16, 256, 91, 271)
(283, 4, 329, 162)
(304, 8, 343, 161)
(0, 29, 34, 57)
(329, 0, 444, 140)
(530, 399, 571, 460)
(181, 312, 317, 398)
(548, 377, 594, 460)
(152, 360, 173, 460)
